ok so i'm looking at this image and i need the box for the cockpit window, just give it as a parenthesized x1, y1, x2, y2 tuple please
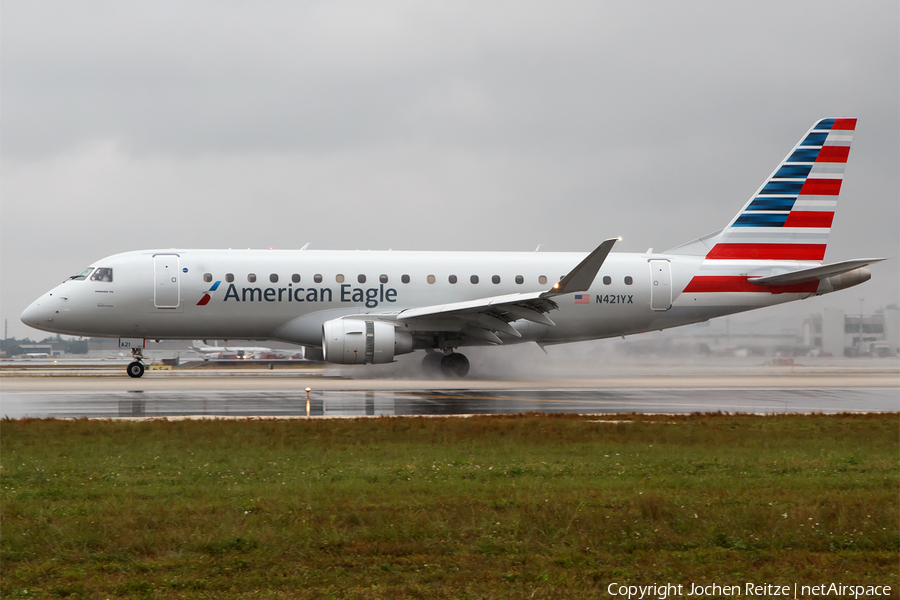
(69, 267, 94, 281)
(90, 268, 113, 282)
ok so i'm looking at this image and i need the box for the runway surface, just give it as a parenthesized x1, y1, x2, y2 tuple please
(2, 387, 898, 419)
(3, 361, 897, 419)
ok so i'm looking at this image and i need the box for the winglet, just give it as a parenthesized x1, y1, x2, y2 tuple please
(543, 238, 617, 297)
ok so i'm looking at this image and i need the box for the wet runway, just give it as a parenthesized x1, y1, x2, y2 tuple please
(2, 386, 897, 419)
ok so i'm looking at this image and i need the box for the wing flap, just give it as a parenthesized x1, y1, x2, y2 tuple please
(504, 305, 556, 326)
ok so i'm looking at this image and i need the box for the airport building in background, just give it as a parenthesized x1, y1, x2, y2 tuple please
(617, 305, 899, 358)
(803, 305, 899, 357)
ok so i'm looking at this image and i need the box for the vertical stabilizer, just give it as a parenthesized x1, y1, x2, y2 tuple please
(701, 118, 856, 261)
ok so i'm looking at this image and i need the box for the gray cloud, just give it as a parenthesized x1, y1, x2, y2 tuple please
(2, 0, 897, 339)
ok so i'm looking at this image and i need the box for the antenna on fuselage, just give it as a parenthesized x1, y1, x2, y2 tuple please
(300, 243, 311, 250)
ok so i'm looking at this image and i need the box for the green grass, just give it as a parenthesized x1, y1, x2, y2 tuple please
(2, 413, 898, 598)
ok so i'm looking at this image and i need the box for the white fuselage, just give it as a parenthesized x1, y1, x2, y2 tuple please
(21, 248, 809, 348)
(20, 118, 876, 377)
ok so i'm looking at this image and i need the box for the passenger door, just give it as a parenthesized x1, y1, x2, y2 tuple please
(649, 260, 672, 311)
(153, 254, 181, 308)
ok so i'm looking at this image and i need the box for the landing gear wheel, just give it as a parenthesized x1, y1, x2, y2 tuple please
(422, 352, 444, 377)
(440, 352, 470, 378)
(127, 361, 145, 378)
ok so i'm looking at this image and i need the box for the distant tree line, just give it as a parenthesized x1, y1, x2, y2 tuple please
(1, 334, 88, 356)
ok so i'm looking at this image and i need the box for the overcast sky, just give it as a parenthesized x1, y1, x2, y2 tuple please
(2, 1, 898, 340)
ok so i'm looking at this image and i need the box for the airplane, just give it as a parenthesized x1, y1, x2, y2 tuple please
(190, 340, 273, 359)
(21, 118, 885, 378)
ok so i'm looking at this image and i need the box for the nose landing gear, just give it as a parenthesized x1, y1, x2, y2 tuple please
(127, 361, 145, 378)
(127, 348, 145, 378)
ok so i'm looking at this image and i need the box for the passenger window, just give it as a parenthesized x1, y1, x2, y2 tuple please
(515, 275, 524, 284)
(314, 274, 323, 283)
(358, 274, 366, 284)
(427, 275, 436, 284)
(248, 273, 257, 283)
(336, 274, 345, 283)
(401, 274, 410, 284)
(603, 276, 611, 285)
(380, 274, 388, 283)
(492, 275, 500, 284)
(226, 273, 234, 283)
(291, 274, 300, 283)
(90, 268, 113, 282)
(69, 267, 94, 281)
(269, 274, 278, 283)
(624, 276, 633, 285)
(203, 273, 213, 283)
(538, 276, 547, 285)
(470, 275, 479, 284)
(449, 275, 457, 284)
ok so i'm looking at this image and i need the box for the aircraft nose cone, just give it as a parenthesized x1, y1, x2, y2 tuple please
(21, 299, 51, 329)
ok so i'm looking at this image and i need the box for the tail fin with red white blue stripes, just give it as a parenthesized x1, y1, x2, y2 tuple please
(702, 117, 856, 261)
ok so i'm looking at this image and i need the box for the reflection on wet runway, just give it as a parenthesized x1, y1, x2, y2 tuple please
(2, 387, 897, 419)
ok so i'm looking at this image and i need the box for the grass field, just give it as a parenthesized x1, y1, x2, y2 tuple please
(2, 413, 898, 599)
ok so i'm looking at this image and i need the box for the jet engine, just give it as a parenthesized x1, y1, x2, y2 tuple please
(322, 318, 414, 364)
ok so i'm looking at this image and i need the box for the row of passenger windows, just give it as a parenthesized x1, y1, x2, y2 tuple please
(203, 273, 635, 286)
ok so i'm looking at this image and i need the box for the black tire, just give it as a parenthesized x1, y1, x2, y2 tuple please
(440, 352, 469, 378)
(422, 352, 444, 377)
(127, 361, 145, 378)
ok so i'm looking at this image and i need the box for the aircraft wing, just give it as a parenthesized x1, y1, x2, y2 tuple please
(389, 239, 617, 344)
(748, 258, 886, 286)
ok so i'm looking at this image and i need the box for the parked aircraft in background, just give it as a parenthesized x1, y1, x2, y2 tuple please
(190, 340, 273, 359)
(21, 118, 883, 378)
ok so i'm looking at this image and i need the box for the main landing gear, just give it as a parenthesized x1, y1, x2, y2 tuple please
(127, 348, 145, 378)
(422, 350, 470, 378)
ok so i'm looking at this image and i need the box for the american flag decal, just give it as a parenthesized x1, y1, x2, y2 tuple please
(574, 294, 590, 304)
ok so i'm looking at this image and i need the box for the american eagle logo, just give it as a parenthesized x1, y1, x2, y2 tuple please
(197, 281, 221, 306)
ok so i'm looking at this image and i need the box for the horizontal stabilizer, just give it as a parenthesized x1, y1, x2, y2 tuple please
(748, 258, 886, 286)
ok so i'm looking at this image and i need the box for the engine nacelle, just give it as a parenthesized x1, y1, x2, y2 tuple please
(322, 318, 414, 365)
(817, 267, 871, 295)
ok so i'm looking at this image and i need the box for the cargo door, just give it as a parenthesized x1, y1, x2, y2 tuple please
(649, 260, 672, 311)
(154, 254, 181, 308)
